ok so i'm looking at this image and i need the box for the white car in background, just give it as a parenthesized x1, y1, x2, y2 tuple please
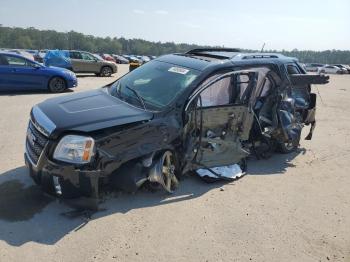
(318, 65, 345, 74)
(333, 64, 350, 74)
(305, 63, 324, 72)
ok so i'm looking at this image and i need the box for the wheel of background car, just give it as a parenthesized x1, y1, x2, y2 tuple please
(48, 77, 67, 93)
(100, 66, 112, 77)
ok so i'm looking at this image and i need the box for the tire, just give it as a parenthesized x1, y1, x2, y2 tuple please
(100, 66, 113, 77)
(48, 77, 67, 93)
(276, 139, 299, 154)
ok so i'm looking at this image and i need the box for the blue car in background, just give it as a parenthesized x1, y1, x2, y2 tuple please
(0, 51, 77, 93)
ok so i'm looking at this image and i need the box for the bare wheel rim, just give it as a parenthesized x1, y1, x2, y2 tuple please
(284, 141, 295, 151)
(50, 77, 65, 92)
(102, 67, 112, 76)
(161, 151, 179, 193)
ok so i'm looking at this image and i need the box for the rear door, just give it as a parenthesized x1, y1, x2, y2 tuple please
(184, 70, 260, 168)
(80, 52, 100, 73)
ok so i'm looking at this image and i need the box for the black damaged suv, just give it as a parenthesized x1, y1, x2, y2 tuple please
(25, 48, 328, 198)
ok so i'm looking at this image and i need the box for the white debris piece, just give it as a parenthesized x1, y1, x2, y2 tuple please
(196, 164, 243, 180)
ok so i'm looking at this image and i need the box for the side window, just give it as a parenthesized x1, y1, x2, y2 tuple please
(81, 52, 95, 60)
(287, 64, 300, 75)
(260, 77, 272, 97)
(199, 76, 232, 107)
(70, 52, 82, 59)
(197, 72, 256, 108)
(232, 72, 257, 104)
(4, 55, 28, 66)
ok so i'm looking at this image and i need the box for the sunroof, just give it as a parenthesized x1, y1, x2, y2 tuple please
(186, 48, 241, 59)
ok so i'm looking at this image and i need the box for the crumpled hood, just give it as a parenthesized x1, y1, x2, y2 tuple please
(34, 89, 153, 138)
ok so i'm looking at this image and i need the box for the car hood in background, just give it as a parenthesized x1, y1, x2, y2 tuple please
(34, 89, 153, 138)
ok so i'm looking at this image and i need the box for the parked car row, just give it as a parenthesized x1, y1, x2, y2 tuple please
(96, 53, 155, 65)
(304, 63, 350, 74)
(0, 47, 159, 93)
(51, 50, 118, 77)
(0, 48, 156, 65)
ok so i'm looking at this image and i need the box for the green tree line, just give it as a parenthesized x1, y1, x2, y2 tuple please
(0, 25, 349, 64)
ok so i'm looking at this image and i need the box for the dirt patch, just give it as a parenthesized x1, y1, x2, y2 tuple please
(0, 180, 53, 222)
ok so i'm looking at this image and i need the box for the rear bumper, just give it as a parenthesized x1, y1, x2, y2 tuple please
(129, 63, 141, 71)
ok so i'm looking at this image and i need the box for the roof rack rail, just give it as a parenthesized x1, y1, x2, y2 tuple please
(242, 54, 279, 59)
(230, 53, 299, 62)
(186, 48, 241, 54)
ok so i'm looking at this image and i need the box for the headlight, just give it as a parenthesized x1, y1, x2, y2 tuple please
(53, 135, 95, 164)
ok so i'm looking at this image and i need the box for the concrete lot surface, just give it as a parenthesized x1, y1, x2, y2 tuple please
(0, 66, 349, 262)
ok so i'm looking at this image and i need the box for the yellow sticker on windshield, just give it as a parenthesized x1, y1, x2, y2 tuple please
(168, 66, 189, 75)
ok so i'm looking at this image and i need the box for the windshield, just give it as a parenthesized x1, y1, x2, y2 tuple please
(109, 60, 200, 110)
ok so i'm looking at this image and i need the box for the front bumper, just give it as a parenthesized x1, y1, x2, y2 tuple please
(25, 151, 101, 198)
(67, 77, 78, 88)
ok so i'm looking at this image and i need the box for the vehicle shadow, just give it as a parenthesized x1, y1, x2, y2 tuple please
(0, 149, 304, 246)
(247, 147, 306, 176)
(76, 74, 116, 78)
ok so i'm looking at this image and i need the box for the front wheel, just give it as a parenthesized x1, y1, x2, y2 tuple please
(148, 150, 180, 193)
(48, 77, 67, 93)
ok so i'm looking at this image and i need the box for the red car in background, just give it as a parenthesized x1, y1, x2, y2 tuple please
(100, 54, 116, 63)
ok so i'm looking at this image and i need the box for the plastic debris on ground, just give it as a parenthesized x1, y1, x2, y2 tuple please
(196, 164, 244, 183)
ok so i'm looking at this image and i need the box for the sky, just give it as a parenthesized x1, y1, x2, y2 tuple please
(0, 0, 349, 51)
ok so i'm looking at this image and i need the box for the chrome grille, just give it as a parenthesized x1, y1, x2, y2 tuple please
(26, 121, 48, 165)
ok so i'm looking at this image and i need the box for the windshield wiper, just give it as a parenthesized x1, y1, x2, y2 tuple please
(118, 84, 146, 110)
